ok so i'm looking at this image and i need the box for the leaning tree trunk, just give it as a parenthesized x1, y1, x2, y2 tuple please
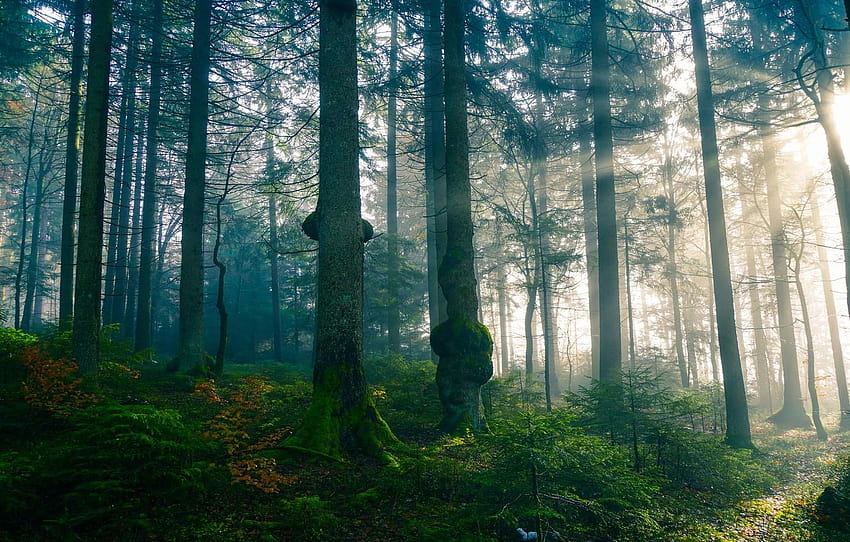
(135, 0, 163, 351)
(59, 0, 86, 328)
(688, 0, 752, 448)
(72, 0, 114, 376)
(286, 0, 398, 460)
(590, 0, 622, 381)
(430, 0, 494, 433)
(178, 0, 212, 371)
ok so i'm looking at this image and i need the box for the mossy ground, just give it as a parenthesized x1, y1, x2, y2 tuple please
(2, 354, 848, 541)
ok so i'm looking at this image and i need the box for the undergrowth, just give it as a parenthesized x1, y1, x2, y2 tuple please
(0, 331, 846, 541)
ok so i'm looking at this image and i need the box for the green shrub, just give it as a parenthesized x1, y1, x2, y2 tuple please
(0, 327, 38, 392)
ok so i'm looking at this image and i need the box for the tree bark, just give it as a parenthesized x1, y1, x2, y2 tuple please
(590, 0, 622, 381)
(178, 0, 212, 371)
(431, 0, 494, 433)
(688, 0, 752, 447)
(72, 0, 114, 375)
(59, 0, 86, 328)
(123, 121, 145, 337)
(267, 132, 283, 362)
(286, 0, 398, 460)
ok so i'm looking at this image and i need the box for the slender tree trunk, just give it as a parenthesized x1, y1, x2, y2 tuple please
(791, 253, 827, 440)
(59, 0, 86, 328)
(590, 0, 622, 380)
(212, 179, 228, 376)
(423, 0, 447, 363)
(811, 194, 850, 429)
(431, 0, 494, 433)
(72, 0, 114, 375)
(699, 195, 719, 384)
(623, 220, 636, 370)
(267, 133, 283, 362)
(579, 127, 601, 378)
(22, 168, 45, 332)
(386, 11, 401, 353)
(688, 0, 752, 448)
(123, 122, 145, 336)
(135, 0, 163, 351)
(286, 0, 398, 459)
(663, 144, 688, 387)
(496, 248, 510, 375)
(524, 279, 538, 376)
(178, 0, 212, 371)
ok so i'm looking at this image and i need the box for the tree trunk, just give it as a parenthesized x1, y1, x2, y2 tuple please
(21, 166, 45, 332)
(496, 248, 510, 375)
(623, 220, 636, 370)
(688, 0, 752, 448)
(178, 0, 212, 371)
(135, 0, 163, 352)
(59, 0, 86, 328)
(72, 0, 114, 376)
(123, 122, 145, 336)
(579, 127, 601, 378)
(423, 0, 447, 363)
(286, 0, 398, 460)
(791, 252, 827, 440)
(811, 193, 850, 429)
(662, 142, 688, 387)
(386, 11, 401, 353)
(430, 0, 494, 433)
(268, 133, 283, 362)
(590, 0, 622, 381)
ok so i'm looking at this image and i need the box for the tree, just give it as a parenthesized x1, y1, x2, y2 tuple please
(386, 10, 400, 353)
(177, 0, 213, 371)
(286, 0, 398, 459)
(590, 0, 622, 381)
(59, 0, 86, 328)
(688, 0, 752, 448)
(135, 0, 164, 351)
(430, 0, 494, 433)
(72, 0, 114, 375)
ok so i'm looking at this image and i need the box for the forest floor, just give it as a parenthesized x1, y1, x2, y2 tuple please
(2, 350, 850, 541)
(679, 419, 849, 542)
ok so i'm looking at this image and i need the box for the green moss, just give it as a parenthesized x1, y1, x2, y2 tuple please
(301, 211, 375, 243)
(430, 317, 493, 386)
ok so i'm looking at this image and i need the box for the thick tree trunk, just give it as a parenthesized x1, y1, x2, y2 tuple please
(386, 11, 401, 353)
(72, 0, 114, 375)
(590, 0, 622, 380)
(177, 0, 212, 371)
(579, 127, 601, 378)
(688, 0, 752, 448)
(135, 0, 163, 351)
(423, 0, 447, 362)
(286, 0, 398, 460)
(811, 194, 850, 429)
(431, 0, 493, 433)
(59, 0, 86, 328)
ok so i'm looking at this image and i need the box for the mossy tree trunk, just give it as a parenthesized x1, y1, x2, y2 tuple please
(688, 0, 752, 448)
(286, 0, 398, 460)
(430, 0, 493, 434)
(72, 0, 114, 375)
